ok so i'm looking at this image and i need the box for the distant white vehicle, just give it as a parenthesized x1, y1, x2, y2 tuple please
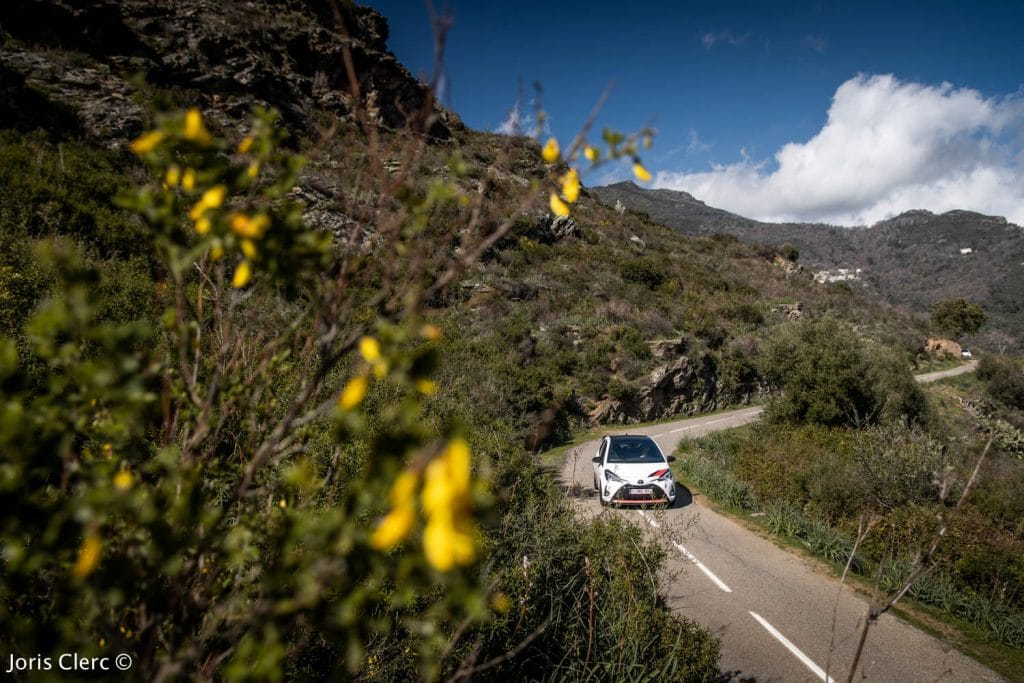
(961, 348, 973, 360)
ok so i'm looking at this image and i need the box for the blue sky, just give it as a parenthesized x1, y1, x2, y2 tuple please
(366, 1, 1024, 225)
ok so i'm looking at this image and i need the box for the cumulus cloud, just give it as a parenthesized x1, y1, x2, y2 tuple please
(654, 74, 1024, 225)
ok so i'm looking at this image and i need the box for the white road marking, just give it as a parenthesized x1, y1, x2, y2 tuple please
(669, 426, 691, 433)
(673, 541, 732, 593)
(651, 432, 665, 438)
(637, 507, 731, 592)
(749, 611, 835, 683)
(637, 510, 660, 528)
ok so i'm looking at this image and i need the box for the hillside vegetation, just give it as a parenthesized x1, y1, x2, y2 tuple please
(595, 181, 1024, 350)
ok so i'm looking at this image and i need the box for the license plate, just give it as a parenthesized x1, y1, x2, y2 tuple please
(632, 488, 653, 495)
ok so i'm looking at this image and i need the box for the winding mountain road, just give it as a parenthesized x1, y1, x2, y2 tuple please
(561, 361, 1002, 682)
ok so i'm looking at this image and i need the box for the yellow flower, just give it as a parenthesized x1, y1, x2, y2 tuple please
(238, 135, 254, 153)
(188, 185, 227, 221)
(231, 260, 252, 288)
(247, 161, 260, 179)
(584, 145, 599, 162)
(101, 442, 113, 458)
(445, 438, 471, 496)
(182, 169, 196, 191)
(165, 165, 181, 187)
(129, 130, 164, 155)
(210, 244, 224, 261)
(195, 217, 211, 235)
(390, 470, 420, 506)
(279, 498, 287, 509)
(423, 516, 474, 571)
(632, 162, 652, 182)
(422, 438, 471, 514)
(359, 336, 381, 364)
(421, 324, 442, 342)
(73, 535, 101, 578)
(370, 504, 415, 550)
(113, 470, 133, 491)
(541, 137, 560, 163)
(183, 107, 212, 145)
(561, 168, 580, 203)
(421, 459, 454, 516)
(338, 375, 368, 410)
(549, 192, 570, 217)
(240, 239, 257, 259)
(416, 379, 437, 395)
(230, 213, 270, 239)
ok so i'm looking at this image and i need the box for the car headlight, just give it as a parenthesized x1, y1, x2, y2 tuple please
(604, 469, 626, 483)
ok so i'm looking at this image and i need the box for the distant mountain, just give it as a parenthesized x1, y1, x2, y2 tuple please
(594, 182, 1024, 349)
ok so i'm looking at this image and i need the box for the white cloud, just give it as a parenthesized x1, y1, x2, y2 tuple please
(701, 31, 747, 49)
(494, 100, 549, 138)
(654, 74, 1024, 226)
(495, 102, 523, 136)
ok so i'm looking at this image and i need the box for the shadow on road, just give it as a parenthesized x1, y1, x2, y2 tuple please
(564, 482, 598, 501)
(670, 484, 694, 510)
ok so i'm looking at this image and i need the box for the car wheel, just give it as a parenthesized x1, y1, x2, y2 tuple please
(593, 474, 599, 491)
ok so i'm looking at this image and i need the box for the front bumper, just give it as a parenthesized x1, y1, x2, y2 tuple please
(604, 480, 675, 506)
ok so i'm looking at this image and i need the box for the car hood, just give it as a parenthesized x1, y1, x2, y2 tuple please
(607, 462, 671, 483)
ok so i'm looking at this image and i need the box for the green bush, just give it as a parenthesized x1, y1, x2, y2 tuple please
(759, 316, 924, 427)
(978, 354, 1024, 410)
(620, 258, 668, 289)
(930, 297, 987, 339)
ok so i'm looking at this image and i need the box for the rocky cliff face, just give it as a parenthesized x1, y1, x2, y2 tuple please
(0, 0, 460, 144)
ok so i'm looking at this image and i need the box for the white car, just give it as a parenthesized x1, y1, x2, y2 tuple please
(961, 348, 973, 360)
(592, 434, 677, 507)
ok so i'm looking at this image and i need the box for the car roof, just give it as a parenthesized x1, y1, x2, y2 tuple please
(607, 434, 655, 443)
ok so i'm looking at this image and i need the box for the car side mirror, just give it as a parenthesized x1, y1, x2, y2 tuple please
(667, 455, 676, 463)
(591, 456, 602, 464)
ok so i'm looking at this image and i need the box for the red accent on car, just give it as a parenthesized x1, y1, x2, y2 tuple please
(648, 468, 669, 478)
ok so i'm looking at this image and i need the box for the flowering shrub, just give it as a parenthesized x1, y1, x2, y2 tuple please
(0, 108, 497, 680)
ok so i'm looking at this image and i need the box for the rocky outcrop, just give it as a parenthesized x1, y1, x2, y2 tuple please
(589, 351, 766, 425)
(771, 302, 804, 320)
(532, 215, 580, 243)
(0, 0, 461, 145)
(925, 337, 962, 356)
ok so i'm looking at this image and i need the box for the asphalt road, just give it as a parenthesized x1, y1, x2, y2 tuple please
(561, 362, 1002, 682)
(914, 359, 979, 384)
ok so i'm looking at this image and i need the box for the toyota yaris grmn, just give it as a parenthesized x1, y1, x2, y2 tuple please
(592, 434, 676, 507)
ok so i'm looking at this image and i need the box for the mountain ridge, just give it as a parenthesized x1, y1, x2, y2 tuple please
(594, 181, 1024, 349)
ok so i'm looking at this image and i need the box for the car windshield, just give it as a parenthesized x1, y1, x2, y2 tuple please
(607, 437, 664, 464)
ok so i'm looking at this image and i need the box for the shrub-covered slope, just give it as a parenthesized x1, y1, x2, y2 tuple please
(595, 181, 1024, 350)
